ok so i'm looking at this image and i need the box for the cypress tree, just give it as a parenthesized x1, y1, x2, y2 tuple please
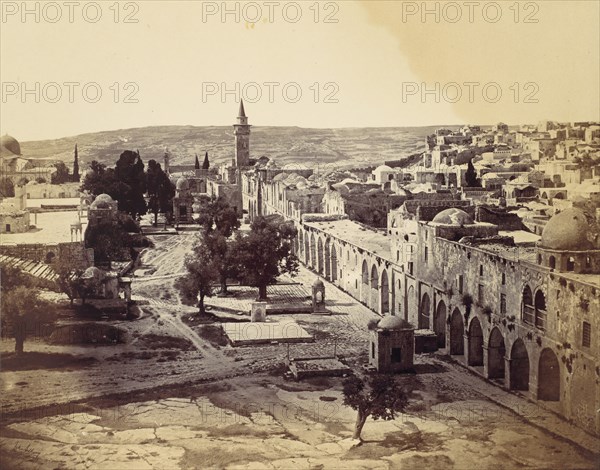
(202, 151, 210, 170)
(194, 154, 200, 170)
(72, 144, 80, 181)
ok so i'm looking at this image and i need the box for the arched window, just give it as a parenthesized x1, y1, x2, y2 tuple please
(548, 256, 556, 269)
(534, 290, 547, 330)
(567, 257, 575, 271)
(522, 285, 534, 325)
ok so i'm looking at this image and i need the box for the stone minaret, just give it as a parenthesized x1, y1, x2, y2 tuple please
(233, 99, 250, 167)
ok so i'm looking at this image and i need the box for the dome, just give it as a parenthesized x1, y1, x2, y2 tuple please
(176, 176, 189, 191)
(374, 164, 393, 173)
(540, 208, 595, 251)
(378, 315, 412, 330)
(0, 134, 21, 155)
(432, 208, 474, 226)
(90, 193, 115, 209)
(313, 278, 324, 288)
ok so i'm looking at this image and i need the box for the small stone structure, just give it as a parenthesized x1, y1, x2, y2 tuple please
(369, 316, 415, 373)
(312, 278, 328, 314)
(251, 301, 267, 322)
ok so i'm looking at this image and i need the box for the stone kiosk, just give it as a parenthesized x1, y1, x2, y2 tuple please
(369, 316, 415, 373)
(312, 278, 328, 314)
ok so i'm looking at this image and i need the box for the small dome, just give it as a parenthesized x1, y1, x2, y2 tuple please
(90, 193, 115, 209)
(0, 134, 21, 155)
(374, 164, 393, 173)
(313, 278, 324, 288)
(432, 208, 474, 226)
(540, 208, 595, 251)
(176, 177, 189, 190)
(378, 315, 412, 330)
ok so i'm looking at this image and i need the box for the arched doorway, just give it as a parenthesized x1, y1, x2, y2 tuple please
(434, 300, 447, 348)
(317, 238, 324, 274)
(534, 290, 547, 330)
(488, 328, 506, 380)
(380, 270, 389, 314)
(468, 317, 484, 366)
(370, 265, 379, 310)
(298, 230, 304, 258)
(331, 246, 338, 282)
(509, 339, 530, 391)
(419, 293, 431, 329)
(324, 239, 331, 280)
(449, 308, 464, 355)
(361, 260, 369, 304)
(538, 348, 560, 401)
(406, 286, 415, 323)
(304, 234, 310, 266)
(310, 233, 316, 269)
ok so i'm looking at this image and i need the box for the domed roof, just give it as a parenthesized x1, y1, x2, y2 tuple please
(540, 208, 595, 251)
(176, 176, 189, 190)
(432, 208, 474, 226)
(313, 278, 324, 288)
(378, 315, 412, 330)
(374, 164, 393, 173)
(0, 134, 21, 155)
(90, 193, 115, 209)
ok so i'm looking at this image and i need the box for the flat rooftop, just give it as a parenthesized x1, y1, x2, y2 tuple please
(303, 219, 391, 261)
(26, 197, 81, 208)
(1, 210, 86, 245)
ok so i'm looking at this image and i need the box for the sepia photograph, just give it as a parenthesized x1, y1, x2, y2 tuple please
(0, 1, 599, 468)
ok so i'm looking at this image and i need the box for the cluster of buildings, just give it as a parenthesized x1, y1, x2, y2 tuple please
(168, 103, 599, 435)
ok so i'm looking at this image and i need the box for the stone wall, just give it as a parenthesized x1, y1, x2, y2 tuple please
(0, 242, 93, 269)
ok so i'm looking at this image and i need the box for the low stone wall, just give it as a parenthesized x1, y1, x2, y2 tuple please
(0, 242, 93, 269)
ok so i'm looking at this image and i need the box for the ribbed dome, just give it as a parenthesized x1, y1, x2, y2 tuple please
(0, 134, 21, 155)
(378, 315, 412, 330)
(540, 208, 595, 251)
(432, 208, 474, 226)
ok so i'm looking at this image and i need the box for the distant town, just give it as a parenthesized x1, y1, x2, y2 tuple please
(1, 103, 599, 468)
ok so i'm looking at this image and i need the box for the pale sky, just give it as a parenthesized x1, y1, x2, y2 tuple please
(1, 0, 599, 141)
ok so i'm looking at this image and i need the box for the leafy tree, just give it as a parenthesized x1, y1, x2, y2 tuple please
(84, 222, 131, 264)
(176, 236, 218, 315)
(233, 215, 298, 300)
(146, 159, 175, 226)
(194, 154, 200, 170)
(72, 144, 80, 181)
(202, 151, 210, 170)
(197, 196, 240, 294)
(114, 150, 147, 217)
(51, 161, 71, 184)
(0, 178, 15, 196)
(465, 159, 481, 187)
(343, 374, 409, 440)
(1, 286, 53, 354)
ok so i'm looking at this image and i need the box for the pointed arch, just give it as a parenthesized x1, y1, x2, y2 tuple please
(419, 293, 431, 329)
(331, 245, 338, 282)
(380, 269, 389, 314)
(538, 348, 560, 401)
(488, 328, 506, 380)
(370, 264, 379, 309)
(317, 238, 324, 274)
(450, 308, 464, 355)
(434, 300, 447, 348)
(468, 317, 484, 366)
(509, 339, 530, 391)
(361, 260, 369, 304)
(324, 239, 331, 280)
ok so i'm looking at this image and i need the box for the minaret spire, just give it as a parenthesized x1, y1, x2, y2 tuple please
(238, 99, 246, 118)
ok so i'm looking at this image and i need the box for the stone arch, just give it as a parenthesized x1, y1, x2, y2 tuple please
(331, 245, 338, 282)
(310, 233, 316, 270)
(380, 269, 389, 314)
(534, 290, 547, 329)
(509, 339, 530, 391)
(522, 285, 534, 324)
(406, 285, 416, 323)
(468, 317, 484, 366)
(361, 260, 369, 304)
(434, 300, 447, 348)
(419, 292, 431, 329)
(324, 239, 331, 280)
(488, 327, 506, 380)
(554, 192, 565, 200)
(370, 264, 379, 310)
(317, 238, 324, 274)
(304, 232, 310, 266)
(538, 348, 560, 401)
(548, 255, 556, 269)
(449, 308, 464, 355)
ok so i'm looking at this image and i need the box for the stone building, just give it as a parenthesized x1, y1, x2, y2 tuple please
(369, 315, 415, 373)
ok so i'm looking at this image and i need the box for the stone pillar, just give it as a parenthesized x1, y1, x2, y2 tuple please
(483, 344, 489, 377)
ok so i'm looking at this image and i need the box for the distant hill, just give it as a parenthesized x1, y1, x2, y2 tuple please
(19, 125, 453, 170)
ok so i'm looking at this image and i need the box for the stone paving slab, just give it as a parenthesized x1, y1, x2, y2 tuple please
(223, 317, 314, 346)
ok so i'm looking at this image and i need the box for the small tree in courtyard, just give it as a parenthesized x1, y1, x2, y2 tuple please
(1, 286, 54, 354)
(343, 374, 409, 441)
(54, 260, 85, 307)
(233, 215, 298, 300)
(176, 236, 218, 315)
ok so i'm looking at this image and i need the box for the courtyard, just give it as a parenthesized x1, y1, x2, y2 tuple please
(0, 232, 598, 469)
